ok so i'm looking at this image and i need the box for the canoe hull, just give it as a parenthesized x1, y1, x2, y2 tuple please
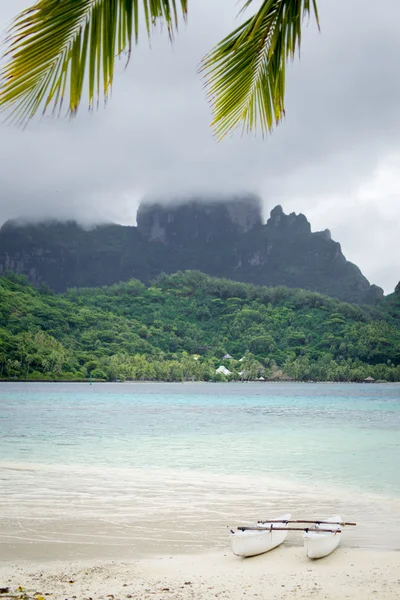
(231, 513, 291, 558)
(304, 515, 341, 559)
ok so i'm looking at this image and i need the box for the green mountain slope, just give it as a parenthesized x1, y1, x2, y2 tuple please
(0, 271, 399, 382)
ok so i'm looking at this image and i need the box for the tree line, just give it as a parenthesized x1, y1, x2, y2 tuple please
(0, 270, 399, 382)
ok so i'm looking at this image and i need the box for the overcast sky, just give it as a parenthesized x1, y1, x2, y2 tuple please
(0, 0, 399, 293)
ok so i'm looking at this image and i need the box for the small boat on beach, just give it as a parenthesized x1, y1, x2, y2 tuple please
(303, 515, 342, 559)
(230, 513, 291, 558)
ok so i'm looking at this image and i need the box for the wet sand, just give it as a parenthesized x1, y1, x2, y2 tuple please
(2, 464, 400, 560)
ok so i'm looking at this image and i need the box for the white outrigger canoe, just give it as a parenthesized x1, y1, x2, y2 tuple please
(303, 515, 342, 559)
(230, 513, 291, 558)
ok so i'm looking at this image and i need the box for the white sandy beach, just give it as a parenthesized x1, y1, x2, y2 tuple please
(1, 547, 399, 600)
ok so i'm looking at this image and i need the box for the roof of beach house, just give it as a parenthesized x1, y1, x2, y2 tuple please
(216, 365, 232, 376)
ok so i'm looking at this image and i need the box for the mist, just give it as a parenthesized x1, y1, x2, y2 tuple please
(1, 0, 400, 293)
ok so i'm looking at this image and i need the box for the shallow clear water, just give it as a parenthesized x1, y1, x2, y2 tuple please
(0, 382, 399, 557)
(1, 382, 399, 495)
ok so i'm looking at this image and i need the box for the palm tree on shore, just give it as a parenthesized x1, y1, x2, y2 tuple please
(0, 0, 319, 138)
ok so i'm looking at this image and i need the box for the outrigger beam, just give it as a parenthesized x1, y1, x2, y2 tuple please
(238, 526, 342, 533)
(257, 520, 356, 526)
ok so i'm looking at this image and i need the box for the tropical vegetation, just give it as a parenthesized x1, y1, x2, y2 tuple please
(0, 0, 319, 137)
(0, 270, 399, 383)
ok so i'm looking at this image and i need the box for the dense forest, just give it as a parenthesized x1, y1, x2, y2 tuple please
(0, 271, 399, 382)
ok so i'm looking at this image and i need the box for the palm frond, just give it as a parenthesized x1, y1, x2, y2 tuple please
(201, 0, 319, 140)
(0, 0, 188, 124)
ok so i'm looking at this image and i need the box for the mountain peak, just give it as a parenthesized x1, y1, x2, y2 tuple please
(137, 195, 262, 244)
(0, 196, 384, 303)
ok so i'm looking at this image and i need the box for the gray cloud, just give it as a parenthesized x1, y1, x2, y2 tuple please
(0, 0, 399, 292)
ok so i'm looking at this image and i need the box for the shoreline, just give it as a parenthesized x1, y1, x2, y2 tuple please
(2, 461, 399, 559)
(1, 382, 399, 600)
(1, 379, 397, 384)
(1, 547, 399, 600)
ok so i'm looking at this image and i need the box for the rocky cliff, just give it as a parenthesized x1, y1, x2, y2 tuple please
(0, 196, 384, 303)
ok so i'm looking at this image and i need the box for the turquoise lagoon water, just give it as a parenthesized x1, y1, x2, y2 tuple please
(0, 382, 399, 557)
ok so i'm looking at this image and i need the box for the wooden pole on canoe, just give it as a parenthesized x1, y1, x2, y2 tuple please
(237, 526, 342, 533)
(257, 520, 356, 526)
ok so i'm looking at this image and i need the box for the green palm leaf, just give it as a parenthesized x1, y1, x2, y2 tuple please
(0, 0, 319, 136)
(0, 0, 188, 124)
(201, 0, 319, 139)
